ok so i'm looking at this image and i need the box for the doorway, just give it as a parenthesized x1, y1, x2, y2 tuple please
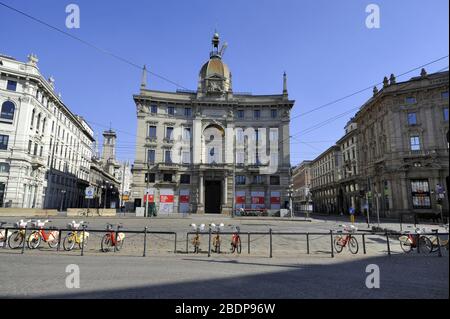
(205, 180, 222, 214)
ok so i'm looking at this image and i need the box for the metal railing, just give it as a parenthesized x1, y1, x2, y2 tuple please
(1, 225, 448, 259)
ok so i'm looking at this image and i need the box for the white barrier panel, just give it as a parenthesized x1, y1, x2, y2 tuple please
(270, 191, 281, 210)
(235, 191, 246, 209)
(159, 188, 174, 214)
(179, 189, 190, 214)
(251, 191, 265, 209)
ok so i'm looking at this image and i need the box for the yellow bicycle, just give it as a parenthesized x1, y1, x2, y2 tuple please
(7, 220, 31, 249)
(210, 223, 224, 253)
(190, 223, 205, 253)
(63, 221, 90, 251)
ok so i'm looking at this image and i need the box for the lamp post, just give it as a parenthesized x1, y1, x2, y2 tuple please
(288, 184, 294, 218)
(60, 190, 66, 212)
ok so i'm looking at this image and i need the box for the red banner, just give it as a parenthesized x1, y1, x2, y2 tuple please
(251, 197, 265, 204)
(160, 195, 174, 203)
(180, 195, 189, 203)
(144, 195, 154, 203)
(236, 196, 245, 204)
(270, 197, 280, 204)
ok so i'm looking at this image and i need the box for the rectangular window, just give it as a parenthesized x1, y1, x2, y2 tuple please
(180, 174, 191, 184)
(150, 105, 157, 114)
(168, 106, 175, 115)
(253, 175, 264, 184)
(163, 174, 173, 182)
(271, 109, 278, 118)
(147, 149, 155, 164)
(6, 80, 17, 91)
(166, 127, 174, 140)
(237, 110, 244, 119)
(184, 108, 192, 117)
(236, 175, 246, 185)
(182, 151, 191, 164)
(148, 126, 157, 139)
(254, 110, 261, 119)
(270, 176, 280, 185)
(183, 128, 191, 141)
(405, 97, 417, 104)
(410, 136, 421, 151)
(165, 150, 172, 164)
(411, 180, 431, 209)
(145, 173, 155, 183)
(407, 112, 417, 125)
(442, 91, 449, 99)
(444, 108, 449, 121)
(0, 135, 8, 150)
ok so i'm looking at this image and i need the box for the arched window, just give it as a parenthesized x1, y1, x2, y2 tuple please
(0, 101, 15, 121)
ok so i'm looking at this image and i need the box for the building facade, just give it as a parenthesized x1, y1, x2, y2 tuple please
(0, 54, 94, 209)
(292, 160, 313, 213)
(310, 145, 342, 214)
(131, 33, 294, 215)
(355, 70, 449, 218)
(336, 119, 361, 215)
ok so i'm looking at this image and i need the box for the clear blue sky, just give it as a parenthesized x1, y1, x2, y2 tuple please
(1, 0, 448, 164)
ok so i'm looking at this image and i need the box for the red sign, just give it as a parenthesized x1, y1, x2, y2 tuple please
(160, 195, 174, 203)
(144, 195, 154, 203)
(180, 195, 189, 203)
(251, 197, 265, 204)
(236, 196, 245, 204)
(270, 197, 280, 204)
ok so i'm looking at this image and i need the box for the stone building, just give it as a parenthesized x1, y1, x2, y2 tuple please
(292, 160, 313, 213)
(355, 70, 449, 218)
(0, 54, 94, 209)
(336, 119, 361, 214)
(131, 33, 294, 215)
(310, 145, 342, 214)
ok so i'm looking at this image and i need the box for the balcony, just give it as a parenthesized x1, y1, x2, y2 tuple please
(30, 155, 46, 168)
(158, 162, 179, 171)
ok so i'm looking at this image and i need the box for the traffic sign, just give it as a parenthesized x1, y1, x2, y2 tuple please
(85, 186, 95, 199)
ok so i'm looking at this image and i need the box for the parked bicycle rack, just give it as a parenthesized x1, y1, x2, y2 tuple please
(1, 224, 448, 259)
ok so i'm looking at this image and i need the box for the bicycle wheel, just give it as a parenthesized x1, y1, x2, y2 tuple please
(348, 236, 359, 254)
(236, 236, 242, 254)
(47, 232, 59, 249)
(116, 237, 124, 251)
(63, 233, 76, 251)
(7, 231, 23, 249)
(27, 231, 41, 249)
(418, 236, 433, 254)
(334, 236, 344, 253)
(101, 234, 112, 252)
(78, 233, 89, 250)
(399, 237, 412, 253)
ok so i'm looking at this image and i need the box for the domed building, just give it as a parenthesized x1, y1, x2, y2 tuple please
(132, 33, 295, 215)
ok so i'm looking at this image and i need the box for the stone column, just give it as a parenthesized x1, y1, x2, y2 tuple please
(223, 176, 228, 205)
(199, 173, 204, 205)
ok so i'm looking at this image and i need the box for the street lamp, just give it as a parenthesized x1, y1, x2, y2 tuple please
(60, 190, 66, 212)
(288, 184, 294, 218)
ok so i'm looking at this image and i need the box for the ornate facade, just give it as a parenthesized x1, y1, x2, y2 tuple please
(131, 33, 294, 215)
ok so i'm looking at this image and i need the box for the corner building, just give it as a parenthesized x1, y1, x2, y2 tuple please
(132, 33, 294, 215)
